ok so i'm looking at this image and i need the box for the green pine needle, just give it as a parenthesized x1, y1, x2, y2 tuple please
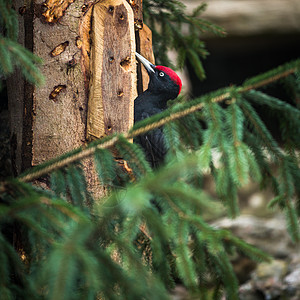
(0, 37, 44, 86)
(51, 170, 67, 198)
(94, 148, 116, 186)
(116, 135, 152, 179)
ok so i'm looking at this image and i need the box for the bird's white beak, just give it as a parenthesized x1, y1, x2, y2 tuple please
(135, 52, 156, 74)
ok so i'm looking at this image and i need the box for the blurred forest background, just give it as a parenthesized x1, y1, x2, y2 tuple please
(182, 0, 300, 95)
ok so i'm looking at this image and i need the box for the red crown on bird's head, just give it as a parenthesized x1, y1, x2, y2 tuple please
(155, 65, 182, 96)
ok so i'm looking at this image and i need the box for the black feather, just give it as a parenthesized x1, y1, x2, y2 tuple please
(134, 67, 181, 168)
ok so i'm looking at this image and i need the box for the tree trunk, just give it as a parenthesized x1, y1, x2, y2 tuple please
(8, 0, 89, 173)
(7, 0, 152, 197)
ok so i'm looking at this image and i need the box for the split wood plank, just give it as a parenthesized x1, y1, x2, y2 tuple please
(87, 0, 137, 140)
(138, 23, 155, 92)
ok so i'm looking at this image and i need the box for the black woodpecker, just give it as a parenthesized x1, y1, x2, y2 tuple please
(134, 52, 182, 167)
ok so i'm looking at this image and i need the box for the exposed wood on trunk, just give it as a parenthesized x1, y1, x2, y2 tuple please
(127, 0, 143, 30)
(138, 24, 155, 92)
(78, 4, 93, 96)
(42, 0, 75, 23)
(86, 0, 137, 140)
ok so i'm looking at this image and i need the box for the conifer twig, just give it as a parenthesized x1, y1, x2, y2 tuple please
(17, 61, 300, 183)
(242, 68, 298, 92)
(18, 94, 230, 183)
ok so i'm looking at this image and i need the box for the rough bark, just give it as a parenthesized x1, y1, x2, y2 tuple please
(32, 0, 87, 165)
(138, 24, 155, 92)
(7, 0, 87, 173)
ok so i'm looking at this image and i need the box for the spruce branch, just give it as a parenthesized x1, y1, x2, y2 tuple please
(0, 37, 44, 86)
(245, 90, 300, 117)
(240, 100, 282, 158)
(0, 0, 18, 41)
(94, 148, 117, 186)
(243, 66, 299, 91)
(14, 59, 300, 184)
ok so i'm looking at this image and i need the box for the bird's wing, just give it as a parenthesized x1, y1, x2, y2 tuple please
(137, 111, 167, 168)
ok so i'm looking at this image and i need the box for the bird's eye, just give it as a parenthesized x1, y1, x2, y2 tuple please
(159, 71, 165, 77)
